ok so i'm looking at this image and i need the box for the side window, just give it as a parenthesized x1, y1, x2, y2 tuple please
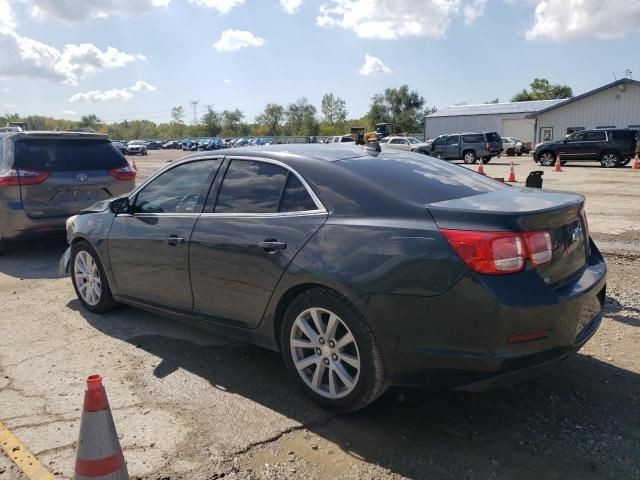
(279, 174, 318, 212)
(446, 135, 460, 145)
(134, 159, 220, 214)
(390, 139, 405, 144)
(461, 134, 483, 143)
(566, 132, 586, 142)
(585, 131, 606, 141)
(432, 136, 445, 147)
(215, 160, 288, 213)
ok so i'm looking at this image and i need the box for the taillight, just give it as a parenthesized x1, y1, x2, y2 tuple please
(441, 228, 553, 275)
(440, 230, 524, 274)
(108, 164, 136, 180)
(0, 168, 49, 186)
(522, 231, 552, 266)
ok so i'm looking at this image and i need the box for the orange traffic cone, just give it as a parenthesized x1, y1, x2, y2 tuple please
(632, 154, 640, 170)
(131, 159, 137, 172)
(74, 375, 128, 480)
(554, 154, 562, 172)
(507, 160, 517, 182)
(477, 157, 485, 175)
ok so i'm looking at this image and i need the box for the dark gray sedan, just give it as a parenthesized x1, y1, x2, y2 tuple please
(61, 145, 606, 412)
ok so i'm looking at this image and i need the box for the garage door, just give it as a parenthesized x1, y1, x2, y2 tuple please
(502, 118, 535, 143)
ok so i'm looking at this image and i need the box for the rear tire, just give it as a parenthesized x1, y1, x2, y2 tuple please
(506, 149, 515, 156)
(280, 288, 387, 413)
(71, 241, 117, 314)
(600, 151, 621, 168)
(539, 151, 556, 166)
(462, 151, 477, 164)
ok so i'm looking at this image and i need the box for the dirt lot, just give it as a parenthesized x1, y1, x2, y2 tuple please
(0, 149, 639, 480)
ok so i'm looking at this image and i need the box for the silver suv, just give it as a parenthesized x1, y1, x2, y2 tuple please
(0, 132, 136, 253)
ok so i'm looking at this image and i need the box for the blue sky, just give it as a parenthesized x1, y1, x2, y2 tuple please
(1, 0, 639, 124)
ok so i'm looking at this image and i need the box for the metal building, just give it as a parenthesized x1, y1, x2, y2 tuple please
(424, 99, 563, 144)
(527, 79, 640, 144)
(424, 78, 640, 145)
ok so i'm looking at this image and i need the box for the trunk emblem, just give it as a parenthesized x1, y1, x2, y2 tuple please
(77, 173, 88, 183)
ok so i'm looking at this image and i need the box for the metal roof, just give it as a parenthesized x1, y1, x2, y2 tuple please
(526, 78, 640, 118)
(426, 99, 565, 118)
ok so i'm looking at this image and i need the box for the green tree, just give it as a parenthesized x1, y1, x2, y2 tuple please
(511, 78, 573, 102)
(255, 103, 285, 135)
(222, 109, 244, 136)
(320, 93, 348, 126)
(365, 85, 427, 133)
(201, 106, 222, 137)
(80, 114, 102, 130)
(285, 98, 317, 136)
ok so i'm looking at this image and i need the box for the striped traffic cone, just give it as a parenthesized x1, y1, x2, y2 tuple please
(74, 374, 128, 480)
(477, 157, 485, 175)
(554, 154, 563, 172)
(131, 159, 137, 172)
(507, 160, 517, 182)
(632, 154, 640, 170)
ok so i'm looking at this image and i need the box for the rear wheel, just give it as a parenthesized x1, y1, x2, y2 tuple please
(280, 288, 387, 413)
(539, 151, 556, 166)
(71, 242, 116, 313)
(600, 152, 621, 168)
(462, 151, 477, 164)
(506, 148, 515, 156)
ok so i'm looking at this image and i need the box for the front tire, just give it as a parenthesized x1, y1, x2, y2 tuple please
(280, 288, 387, 413)
(71, 242, 116, 314)
(539, 151, 556, 166)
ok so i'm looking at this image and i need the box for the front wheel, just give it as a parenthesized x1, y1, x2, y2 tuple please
(71, 242, 117, 313)
(281, 289, 387, 413)
(600, 152, 621, 168)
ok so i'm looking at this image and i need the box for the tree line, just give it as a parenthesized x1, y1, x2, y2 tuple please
(0, 85, 432, 140)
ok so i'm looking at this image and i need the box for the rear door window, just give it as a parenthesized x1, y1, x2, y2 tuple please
(14, 139, 126, 171)
(584, 131, 606, 141)
(461, 134, 484, 143)
(215, 160, 288, 213)
(279, 174, 318, 212)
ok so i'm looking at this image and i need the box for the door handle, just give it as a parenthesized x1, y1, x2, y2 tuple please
(166, 235, 185, 246)
(259, 239, 287, 252)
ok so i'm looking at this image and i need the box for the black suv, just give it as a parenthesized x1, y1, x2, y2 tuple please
(534, 129, 639, 168)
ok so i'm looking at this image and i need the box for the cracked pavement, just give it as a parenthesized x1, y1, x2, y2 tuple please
(1, 151, 639, 479)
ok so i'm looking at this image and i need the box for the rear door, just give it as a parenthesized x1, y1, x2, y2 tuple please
(108, 158, 222, 309)
(13, 138, 131, 219)
(445, 135, 461, 159)
(189, 158, 327, 328)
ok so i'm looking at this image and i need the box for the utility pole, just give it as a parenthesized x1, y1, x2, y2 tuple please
(189, 100, 199, 124)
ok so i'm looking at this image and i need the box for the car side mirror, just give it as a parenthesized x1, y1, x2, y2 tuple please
(110, 197, 131, 214)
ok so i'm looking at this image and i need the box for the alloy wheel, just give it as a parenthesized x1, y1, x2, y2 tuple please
(290, 307, 361, 399)
(601, 153, 618, 168)
(74, 251, 102, 306)
(540, 153, 555, 166)
(463, 152, 476, 164)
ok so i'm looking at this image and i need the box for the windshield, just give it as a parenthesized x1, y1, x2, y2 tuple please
(129, 140, 144, 145)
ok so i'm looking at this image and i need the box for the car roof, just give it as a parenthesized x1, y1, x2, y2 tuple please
(4, 131, 109, 141)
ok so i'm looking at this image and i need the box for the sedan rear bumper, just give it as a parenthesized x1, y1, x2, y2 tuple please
(364, 242, 607, 390)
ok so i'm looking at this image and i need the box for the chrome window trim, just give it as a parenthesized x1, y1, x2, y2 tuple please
(214, 155, 327, 214)
(200, 210, 327, 219)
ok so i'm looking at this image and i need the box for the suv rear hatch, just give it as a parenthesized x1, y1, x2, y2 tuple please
(14, 137, 131, 219)
(428, 188, 589, 285)
(485, 132, 502, 155)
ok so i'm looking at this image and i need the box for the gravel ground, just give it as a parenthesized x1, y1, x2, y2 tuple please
(0, 149, 638, 480)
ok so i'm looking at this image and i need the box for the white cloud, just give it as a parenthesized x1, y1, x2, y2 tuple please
(1, 87, 10, 93)
(187, 0, 245, 14)
(316, 0, 486, 39)
(26, 0, 170, 21)
(0, 29, 145, 84)
(463, 0, 486, 25)
(0, 0, 15, 29)
(280, 0, 303, 14)
(62, 109, 78, 115)
(213, 29, 264, 52)
(223, 78, 231, 83)
(69, 80, 157, 103)
(526, 0, 640, 41)
(359, 54, 391, 76)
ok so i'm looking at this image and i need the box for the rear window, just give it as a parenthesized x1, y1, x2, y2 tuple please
(14, 139, 126, 172)
(462, 134, 483, 143)
(609, 130, 636, 141)
(485, 132, 501, 142)
(339, 155, 507, 204)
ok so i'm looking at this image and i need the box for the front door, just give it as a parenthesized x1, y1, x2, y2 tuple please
(108, 158, 222, 309)
(431, 136, 446, 158)
(190, 158, 327, 328)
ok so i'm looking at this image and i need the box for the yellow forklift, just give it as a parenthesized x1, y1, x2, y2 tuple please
(350, 123, 394, 144)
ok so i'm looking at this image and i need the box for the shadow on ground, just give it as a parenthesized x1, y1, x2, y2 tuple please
(0, 237, 68, 279)
(67, 298, 640, 480)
